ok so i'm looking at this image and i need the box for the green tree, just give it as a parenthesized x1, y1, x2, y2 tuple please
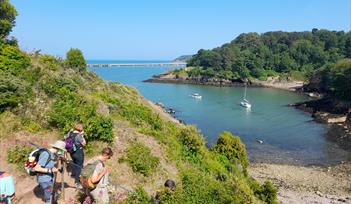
(0, 0, 18, 39)
(186, 29, 348, 82)
(65, 48, 87, 71)
(329, 58, 351, 100)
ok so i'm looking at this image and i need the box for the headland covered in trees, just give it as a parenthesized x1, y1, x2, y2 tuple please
(148, 29, 350, 92)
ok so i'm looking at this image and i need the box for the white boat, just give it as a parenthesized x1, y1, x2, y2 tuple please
(190, 93, 202, 99)
(240, 84, 251, 108)
(240, 99, 251, 109)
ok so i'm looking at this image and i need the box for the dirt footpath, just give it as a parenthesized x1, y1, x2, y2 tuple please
(249, 163, 351, 204)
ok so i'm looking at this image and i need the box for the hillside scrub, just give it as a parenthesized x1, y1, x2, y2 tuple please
(1, 14, 277, 203)
(7, 144, 34, 169)
(0, 43, 277, 202)
(120, 141, 160, 176)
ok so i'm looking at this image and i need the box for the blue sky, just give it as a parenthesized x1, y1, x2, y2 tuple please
(10, 0, 351, 60)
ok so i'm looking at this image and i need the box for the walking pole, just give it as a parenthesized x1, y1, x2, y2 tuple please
(61, 152, 66, 202)
(51, 172, 57, 204)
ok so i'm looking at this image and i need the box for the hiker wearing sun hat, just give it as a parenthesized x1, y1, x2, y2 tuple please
(33, 140, 66, 204)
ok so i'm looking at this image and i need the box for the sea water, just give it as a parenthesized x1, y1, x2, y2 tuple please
(88, 61, 351, 165)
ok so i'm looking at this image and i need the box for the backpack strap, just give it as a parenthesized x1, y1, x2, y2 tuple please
(93, 159, 104, 168)
(39, 149, 53, 168)
(99, 160, 105, 168)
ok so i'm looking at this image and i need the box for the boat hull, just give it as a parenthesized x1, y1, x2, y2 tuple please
(240, 101, 251, 108)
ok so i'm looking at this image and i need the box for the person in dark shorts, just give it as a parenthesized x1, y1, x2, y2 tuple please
(65, 123, 86, 188)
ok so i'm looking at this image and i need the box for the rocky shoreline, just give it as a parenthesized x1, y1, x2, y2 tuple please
(249, 162, 351, 204)
(292, 97, 351, 151)
(144, 73, 305, 91)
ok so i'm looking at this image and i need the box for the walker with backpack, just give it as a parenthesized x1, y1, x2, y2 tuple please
(25, 148, 52, 176)
(64, 130, 81, 153)
(80, 160, 104, 190)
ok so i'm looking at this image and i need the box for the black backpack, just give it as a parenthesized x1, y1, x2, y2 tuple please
(25, 149, 52, 176)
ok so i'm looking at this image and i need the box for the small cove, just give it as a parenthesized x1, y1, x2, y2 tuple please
(89, 61, 351, 165)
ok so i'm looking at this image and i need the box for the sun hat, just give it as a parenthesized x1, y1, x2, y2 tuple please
(51, 140, 67, 152)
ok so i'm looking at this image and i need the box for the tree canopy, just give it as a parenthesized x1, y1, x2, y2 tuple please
(0, 0, 18, 39)
(188, 29, 351, 81)
(65, 48, 87, 71)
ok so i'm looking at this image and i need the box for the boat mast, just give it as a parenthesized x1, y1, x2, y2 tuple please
(244, 83, 247, 99)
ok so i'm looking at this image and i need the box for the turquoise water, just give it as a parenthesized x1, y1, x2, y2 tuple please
(88, 62, 351, 165)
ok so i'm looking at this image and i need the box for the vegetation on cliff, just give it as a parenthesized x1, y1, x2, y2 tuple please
(1, 1, 277, 203)
(305, 58, 351, 101)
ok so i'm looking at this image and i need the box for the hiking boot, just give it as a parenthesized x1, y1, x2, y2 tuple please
(75, 183, 83, 190)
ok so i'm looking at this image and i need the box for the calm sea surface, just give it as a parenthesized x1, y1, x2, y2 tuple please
(88, 60, 351, 165)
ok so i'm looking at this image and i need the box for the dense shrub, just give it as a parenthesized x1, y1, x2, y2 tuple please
(177, 170, 224, 203)
(157, 169, 255, 204)
(125, 186, 151, 204)
(260, 181, 278, 204)
(40, 75, 78, 96)
(48, 89, 95, 130)
(85, 116, 113, 143)
(118, 101, 163, 131)
(0, 74, 29, 112)
(7, 145, 33, 168)
(177, 126, 205, 157)
(0, 44, 30, 75)
(65, 48, 86, 71)
(249, 179, 278, 204)
(38, 54, 61, 71)
(213, 131, 249, 171)
(120, 142, 160, 176)
(155, 188, 179, 204)
(48, 89, 114, 143)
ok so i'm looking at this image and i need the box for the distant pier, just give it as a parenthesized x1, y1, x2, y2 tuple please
(87, 62, 187, 67)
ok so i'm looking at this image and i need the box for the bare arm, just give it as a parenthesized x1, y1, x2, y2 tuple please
(33, 151, 58, 173)
(81, 138, 86, 146)
(34, 164, 58, 173)
(91, 165, 107, 183)
(80, 131, 87, 146)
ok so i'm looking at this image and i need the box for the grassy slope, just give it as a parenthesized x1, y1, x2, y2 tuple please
(1, 51, 277, 203)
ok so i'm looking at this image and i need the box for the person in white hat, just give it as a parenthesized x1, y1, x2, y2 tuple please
(33, 140, 66, 204)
